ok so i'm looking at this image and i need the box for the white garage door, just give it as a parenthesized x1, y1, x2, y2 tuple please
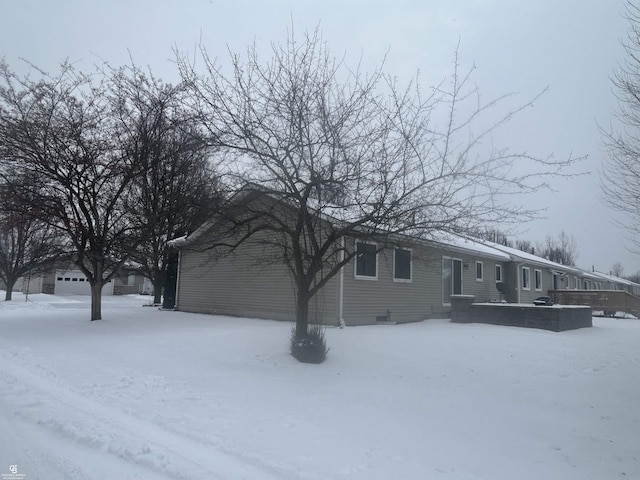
(54, 270, 113, 295)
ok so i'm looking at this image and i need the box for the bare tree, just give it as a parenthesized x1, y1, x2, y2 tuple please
(601, 1, 640, 251)
(0, 61, 142, 320)
(0, 170, 66, 300)
(473, 228, 513, 247)
(611, 261, 625, 277)
(108, 65, 220, 304)
(178, 29, 577, 343)
(514, 239, 535, 255)
(537, 230, 578, 266)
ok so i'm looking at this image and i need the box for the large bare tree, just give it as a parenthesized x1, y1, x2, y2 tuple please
(109, 65, 220, 304)
(178, 29, 577, 343)
(601, 1, 640, 251)
(0, 61, 142, 320)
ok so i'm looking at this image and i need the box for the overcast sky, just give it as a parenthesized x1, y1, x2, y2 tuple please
(1, 0, 634, 274)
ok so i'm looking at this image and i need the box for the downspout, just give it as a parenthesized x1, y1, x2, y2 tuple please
(338, 236, 345, 327)
(516, 262, 522, 304)
(175, 250, 182, 310)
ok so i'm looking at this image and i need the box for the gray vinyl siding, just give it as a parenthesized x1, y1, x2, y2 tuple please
(342, 243, 440, 325)
(509, 263, 571, 304)
(437, 250, 506, 304)
(459, 257, 504, 303)
(176, 233, 338, 324)
(341, 241, 508, 324)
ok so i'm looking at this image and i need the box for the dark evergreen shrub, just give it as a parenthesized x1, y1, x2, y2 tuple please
(290, 323, 328, 364)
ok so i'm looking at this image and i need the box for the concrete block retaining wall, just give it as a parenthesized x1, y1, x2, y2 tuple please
(450, 295, 592, 332)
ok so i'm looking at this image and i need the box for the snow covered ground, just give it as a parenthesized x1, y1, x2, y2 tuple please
(0, 292, 638, 480)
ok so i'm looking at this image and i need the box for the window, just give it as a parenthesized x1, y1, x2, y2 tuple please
(573, 276, 578, 289)
(495, 264, 503, 283)
(394, 249, 412, 282)
(355, 242, 377, 279)
(522, 267, 531, 290)
(475, 261, 483, 281)
(534, 269, 542, 291)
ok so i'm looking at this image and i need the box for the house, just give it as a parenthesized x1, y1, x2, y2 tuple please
(172, 225, 514, 325)
(169, 188, 640, 325)
(14, 266, 150, 296)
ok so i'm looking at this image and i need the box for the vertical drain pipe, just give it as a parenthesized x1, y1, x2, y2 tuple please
(338, 236, 346, 327)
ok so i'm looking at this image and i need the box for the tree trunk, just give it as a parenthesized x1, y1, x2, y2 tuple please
(152, 277, 163, 304)
(90, 282, 103, 321)
(4, 278, 15, 301)
(295, 288, 310, 341)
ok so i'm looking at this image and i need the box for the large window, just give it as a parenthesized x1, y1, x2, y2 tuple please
(522, 267, 531, 290)
(495, 264, 503, 283)
(534, 269, 542, 291)
(394, 249, 412, 282)
(476, 261, 484, 281)
(355, 242, 377, 279)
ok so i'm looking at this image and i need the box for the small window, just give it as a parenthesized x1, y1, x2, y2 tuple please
(355, 242, 377, 279)
(72, 278, 78, 282)
(64, 277, 71, 282)
(573, 276, 578, 289)
(57, 277, 63, 281)
(394, 249, 412, 282)
(534, 269, 542, 291)
(522, 267, 531, 290)
(495, 264, 502, 283)
(475, 261, 483, 281)
(79, 278, 85, 282)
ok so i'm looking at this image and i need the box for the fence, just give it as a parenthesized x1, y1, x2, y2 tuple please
(549, 290, 640, 317)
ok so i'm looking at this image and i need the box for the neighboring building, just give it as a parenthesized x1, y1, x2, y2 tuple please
(481, 242, 581, 304)
(14, 267, 151, 296)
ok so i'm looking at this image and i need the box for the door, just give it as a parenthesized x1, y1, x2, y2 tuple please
(443, 257, 463, 303)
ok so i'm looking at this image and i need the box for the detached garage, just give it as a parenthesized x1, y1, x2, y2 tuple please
(54, 270, 114, 295)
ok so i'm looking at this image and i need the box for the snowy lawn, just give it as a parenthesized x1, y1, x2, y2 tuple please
(0, 293, 638, 480)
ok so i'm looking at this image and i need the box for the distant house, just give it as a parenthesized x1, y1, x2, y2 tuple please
(14, 265, 150, 296)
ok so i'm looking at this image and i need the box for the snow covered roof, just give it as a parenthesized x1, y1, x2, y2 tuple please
(586, 270, 640, 288)
(426, 232, 511, 261)
(480, 241, 582, 273)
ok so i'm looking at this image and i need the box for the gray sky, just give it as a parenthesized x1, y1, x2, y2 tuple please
(1, 0, 633, 274)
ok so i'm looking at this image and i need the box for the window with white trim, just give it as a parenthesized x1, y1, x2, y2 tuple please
(495, 264, 503, 283)
(393, 248, 412, 282)
(475, 261, 483, 281)
(355, 242, 377, 279)
(522, 267, 531, 290)
(534, 269, 542, 291)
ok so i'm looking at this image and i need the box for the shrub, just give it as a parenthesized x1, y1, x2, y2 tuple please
(290, 323, 328, 364)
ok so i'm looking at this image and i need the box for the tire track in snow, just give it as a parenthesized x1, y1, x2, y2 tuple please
(0, 356, 305, 480)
